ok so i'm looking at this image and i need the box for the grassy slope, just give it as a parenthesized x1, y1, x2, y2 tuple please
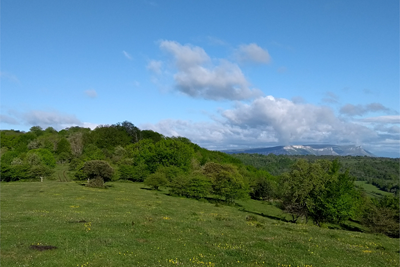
(354, 181, 393, 198)
(1, 181, 398, 267)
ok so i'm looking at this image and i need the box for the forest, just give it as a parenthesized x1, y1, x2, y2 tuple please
(1, 121, 399, 238)
(230, 153, 400, 195)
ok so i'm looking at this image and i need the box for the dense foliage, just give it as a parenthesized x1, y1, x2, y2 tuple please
(231, 153, 399, 195)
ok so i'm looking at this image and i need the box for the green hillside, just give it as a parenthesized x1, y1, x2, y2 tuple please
(1, 181, 399, 267)
(1, 123, 399, 266)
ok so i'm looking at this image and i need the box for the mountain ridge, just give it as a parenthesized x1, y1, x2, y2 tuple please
(221, 144, 375, 157)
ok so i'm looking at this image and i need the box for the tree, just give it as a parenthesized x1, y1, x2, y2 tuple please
(26, 149, 56, 168)
(141, 130, 164, 143)
(308, 170, 359, 225)
(56, 138, 72, 155)
(279, 159, 329, 223)
(119, 121, 141, 143)
(202, 162, 249, 204)
(81, 160, 114, 187)
(279, 159, 359, 225)
(68, 132, 84, 156)
(153, 138, 194, 172)
(30, 126, 44, 137)
(250, 177, 276, 201)
(212, 170, 249, 204)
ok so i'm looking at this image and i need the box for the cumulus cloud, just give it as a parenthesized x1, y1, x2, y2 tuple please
(158, 40, 262, 100)
(122, 50, 133, 60)
(85, 89, 97, 98)
(222, 96, 379, 144)
(234, 43, 271, 64)
(147, 60, 163, 74)
(340, 103, 392, 116)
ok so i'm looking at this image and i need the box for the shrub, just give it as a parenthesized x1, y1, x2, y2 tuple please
(250, 178, 276, 201)
(144, 172, 167, 190)
(79, 160, 114, 188)
(362, 196, 399, 237)
(169, 173, 211, 199)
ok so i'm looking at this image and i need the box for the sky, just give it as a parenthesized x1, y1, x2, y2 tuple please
(1, 0, 399, 157)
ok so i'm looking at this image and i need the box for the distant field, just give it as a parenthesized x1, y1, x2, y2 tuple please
(1, 181, 399, 267)
(354, 181, 393, 198)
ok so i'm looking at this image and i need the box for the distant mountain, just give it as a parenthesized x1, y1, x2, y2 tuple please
(222, 144, 376, 157)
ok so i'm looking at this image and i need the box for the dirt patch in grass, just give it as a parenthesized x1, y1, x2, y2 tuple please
(68, 220, 87, 223)
(30, 245, 57, 251)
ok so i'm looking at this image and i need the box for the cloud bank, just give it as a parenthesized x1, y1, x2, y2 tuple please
(1, 109, 88, 130)
(142, 96, 399, 156)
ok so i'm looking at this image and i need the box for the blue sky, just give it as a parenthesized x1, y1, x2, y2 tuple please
(1, 0, 399, 157)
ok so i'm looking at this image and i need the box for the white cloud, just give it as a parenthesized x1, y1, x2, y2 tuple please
(146, 60, 163, 74)
(85, 89, 97, 98)
(141, 119, 278, 151)
(234, 43, 271, 64)
(160, 40, 210, 69)
(122, 50, 133, 60)
(157, 40, 262, 100)
(221, 96, 379, 144)
(82, 122, 99, 130)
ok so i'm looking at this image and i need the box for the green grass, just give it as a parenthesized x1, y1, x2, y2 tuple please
(354, 181, 393, 198)
(1, 181, 399, 267)
(50, 163, 72, 182)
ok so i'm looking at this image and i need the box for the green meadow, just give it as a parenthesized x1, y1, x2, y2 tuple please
(1, 181, 399, 267)
(354, 181, 393, 198)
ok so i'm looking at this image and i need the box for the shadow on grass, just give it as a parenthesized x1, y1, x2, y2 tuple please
(140, 187, 153, 191)
(139, 187, 244, 207)
(238, 208, 289, 223)
(338, 223, 364, 233)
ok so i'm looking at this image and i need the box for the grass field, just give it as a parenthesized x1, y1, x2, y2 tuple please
(354, 181, 393, 198)
(1, 181, 399, 267)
